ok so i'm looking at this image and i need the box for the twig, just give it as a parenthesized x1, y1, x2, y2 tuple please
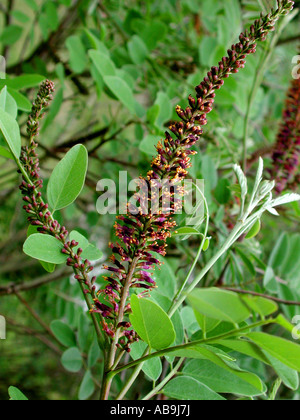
(52, 127, 110, 152)
(278, 34, 300, 45)
(14, 291, 58, 339)
(6, 318, 62, 355)
(0, 268, 70, 296)
(246, 145, 274, 170)
(142, 358, 185, 400)
(255, 267, 288, 285)
(222, 287, 300, 306)
(98, 3, 129, 42)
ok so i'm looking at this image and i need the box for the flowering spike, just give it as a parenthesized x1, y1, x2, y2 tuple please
(97, 1, 295, 350)
(269, 69, 300, 194)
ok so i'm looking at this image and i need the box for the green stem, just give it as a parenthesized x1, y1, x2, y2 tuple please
(142, 358, 185, 400)
(172, 185, 210, 307)
(115, 212, 257, 398)
(107, 204, 267, 399)
(168, 222, 243, 317)
(109, 319, 274, 379)
(100, 256, 141, 400)
(16, 155, 106, 353)
(78, 282, 105, 351)
(116, 363, 144, 400)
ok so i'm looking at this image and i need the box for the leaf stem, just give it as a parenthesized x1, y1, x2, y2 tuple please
(142, 358, 185, 400)
(109, 318, 275, 379)
(100, 256, 140, 400)
(172, 185, 210, 308)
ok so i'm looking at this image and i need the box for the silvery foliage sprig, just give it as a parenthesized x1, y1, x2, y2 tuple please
(170, 158, 300, 314)
(234, 157, 300, 238)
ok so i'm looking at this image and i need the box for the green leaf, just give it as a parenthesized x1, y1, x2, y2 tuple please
(235, 248, 256, 276)
(194, 312, 220, 335)
(233, 163, 247, 200)
(103, 76, 142, 117)
(27, 226, 56, 272)
(23, 234, 67, 265)
(271, 193, 300, 208)
(0, 145, 14, 160)
(88, 50, 116, 78)
(24, 0, 38, 11)
(215, 87, 236, 105)
(130, 295, 176, 350)
(183, 359, 265, 397)
(269, 378, 282, 401)
(0, 74, 45, 90)
(88, 339, 101, 368)
(66, 36, 88, 74)
(51, 320, 77, 348)
(172, 310, 185, 345)
(199, 37, 218, 67)
(245, 219, 261, 239)
(40, 261, 56, 273)
(214, 179, 231, 204)
(47, 144, 88, 212)
(0, 25, 23, 46)
(169, 344, 265, 393)
(57, 0, 72, 5)
(203, 238, 210, 252)
(241, 295, 278, 317)
(84, 30, 109, 54)
(61, 347, 83, 373)
(172, 227, 203, 238)
(163, 376, 225, 400)
(7, 88, 32, 112)
(55, 64, 65, 87)
(42, 88, 63, 131)
(202, 156, 218, 191)
(0, 87, 18, 119)
(215, 338, 270, 365)
(188, 288, 250, 324)
(39, 13, 49, 39)
(139, 134, 159, 156)
(8, 386, 28, 401)
(268, 233, 290, 270)
(69, 231, 102, 261)
(128, 35, 148, 65)
(280, 234, 300, 277)
(12, 10, 30, 24)
(78, 313, 89, 352)
(246, 332, 300, 372)
(147, 104, 160, 125)
(0, 107, 21, 160)
(140, 21, 167, 50)
(154, 92, 172, 128)
(82, 244, 102, 261)
(275, 314, 295, 334)
(130, 341, 162, 381)
(45, 2, 59, 31)
(78, 370, 95, 400)
(263, 352, 299, 391)
(152, 256, 176, 300)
